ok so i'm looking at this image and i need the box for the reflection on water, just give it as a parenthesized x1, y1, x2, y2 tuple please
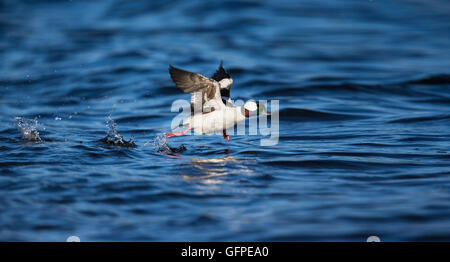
(183, 156, 236, 184)
(182, 150, 257, 185)
(183, 155, 237, 184)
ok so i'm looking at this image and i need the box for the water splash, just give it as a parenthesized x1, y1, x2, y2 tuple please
(14, 117, 42, 142)
(145, 133, 186, 153)
(100, 115, 136, 147)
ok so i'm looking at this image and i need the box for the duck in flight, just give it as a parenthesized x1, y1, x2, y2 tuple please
(165, 61, 269, 141)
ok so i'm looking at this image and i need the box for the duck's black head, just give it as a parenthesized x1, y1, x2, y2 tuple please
(212, 61, 231, 81)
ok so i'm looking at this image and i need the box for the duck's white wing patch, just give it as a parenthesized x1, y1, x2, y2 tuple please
(219, 78, 233, 89)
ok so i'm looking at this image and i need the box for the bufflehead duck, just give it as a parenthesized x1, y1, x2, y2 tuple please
(165, 62, 269, 141)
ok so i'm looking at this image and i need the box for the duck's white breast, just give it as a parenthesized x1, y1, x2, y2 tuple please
(184, 107, 245, 134)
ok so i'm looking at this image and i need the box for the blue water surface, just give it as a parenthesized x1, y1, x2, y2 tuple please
(0, 0, 449, 241)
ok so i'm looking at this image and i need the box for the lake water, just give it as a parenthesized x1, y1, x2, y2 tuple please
(0, 0, 449, 241)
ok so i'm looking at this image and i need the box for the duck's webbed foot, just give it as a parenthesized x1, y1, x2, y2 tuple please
(222, 129, 230, 142)
(165, 127, 191, 138)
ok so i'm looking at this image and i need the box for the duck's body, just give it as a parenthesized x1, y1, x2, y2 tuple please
(183, 104, 246, 135)
(165, 61, 266, 141)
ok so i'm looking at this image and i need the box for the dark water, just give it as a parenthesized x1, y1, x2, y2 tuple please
(1, 0, 450, 241)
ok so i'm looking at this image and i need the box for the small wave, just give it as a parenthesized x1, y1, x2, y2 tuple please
(100, 116, 136, 147)
(115, 115, 159, 123)
(388, 114, 450, 124)
(407, 74, 450, 85)
(262, 159, 422, 170)
(259, 74, 450, 98)
(13, 117, 42, 142)
(280, 108, 367, 121)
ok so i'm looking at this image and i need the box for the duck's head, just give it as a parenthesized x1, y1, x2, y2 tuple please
(243, 100, 271, 117)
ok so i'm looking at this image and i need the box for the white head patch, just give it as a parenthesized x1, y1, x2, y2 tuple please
(219, 78, 233, 88)
(244, 100, 257, 111)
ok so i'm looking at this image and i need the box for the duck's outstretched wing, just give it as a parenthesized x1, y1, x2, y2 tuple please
(169, 65, 223, 113)
(211, 61, 233, 102)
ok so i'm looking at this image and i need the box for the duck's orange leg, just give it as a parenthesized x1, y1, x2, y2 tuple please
(165, 127, 191, 138)
(222, 129, 230, 142)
